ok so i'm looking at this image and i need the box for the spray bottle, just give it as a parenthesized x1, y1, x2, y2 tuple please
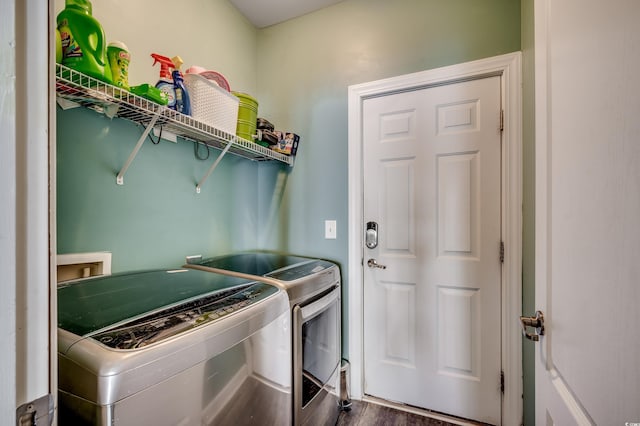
(171, 56, 191, 116)
(151, 53, 176, 109)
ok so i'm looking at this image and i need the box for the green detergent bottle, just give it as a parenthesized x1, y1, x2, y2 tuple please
(57, 0, 112, 84)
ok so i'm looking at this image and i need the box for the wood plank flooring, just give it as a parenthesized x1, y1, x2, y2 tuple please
(336, 400, 460, 426)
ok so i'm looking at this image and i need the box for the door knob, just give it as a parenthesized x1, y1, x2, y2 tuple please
(519, 311, 544, 341)
(367, 258, 387, 269)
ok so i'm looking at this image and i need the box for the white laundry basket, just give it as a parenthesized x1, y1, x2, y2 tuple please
(184, 73, 239, 135)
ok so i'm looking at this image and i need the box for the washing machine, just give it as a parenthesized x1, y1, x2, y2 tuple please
(185, 252, 342, 426)
(57, 268, 291, 425)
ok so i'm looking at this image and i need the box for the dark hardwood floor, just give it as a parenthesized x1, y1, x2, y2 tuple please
(336, 400, 460, 426)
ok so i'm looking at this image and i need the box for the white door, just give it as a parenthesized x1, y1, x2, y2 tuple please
(533, 0, 640, 424)
(363, 76, 502, 424)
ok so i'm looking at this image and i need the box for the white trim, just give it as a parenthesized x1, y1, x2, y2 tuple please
(347, 52, 523, 426)
(533, 1, 550, 423)
(14, 0, 52, 411)
(48, 0, 58, 419)
(0, 0, 17, 421)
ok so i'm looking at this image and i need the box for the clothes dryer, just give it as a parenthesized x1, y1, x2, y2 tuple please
(185, 252, 342, 426)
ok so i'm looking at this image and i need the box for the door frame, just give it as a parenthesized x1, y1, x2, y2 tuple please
(1, 0, 55, 423)
(347, 52, 522, 425)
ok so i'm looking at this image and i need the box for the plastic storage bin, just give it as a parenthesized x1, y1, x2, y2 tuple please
(184, 73, 239, 135)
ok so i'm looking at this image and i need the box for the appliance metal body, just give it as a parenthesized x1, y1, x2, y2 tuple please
(186, 253, 342, 426)
(57, 268, 291, 425)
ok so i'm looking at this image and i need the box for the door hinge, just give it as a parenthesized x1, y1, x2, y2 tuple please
(500, 370, 505, 393)
(16, 394, 53, 426)
(500, 110, 504, 131)
(499, 241, 504, 263)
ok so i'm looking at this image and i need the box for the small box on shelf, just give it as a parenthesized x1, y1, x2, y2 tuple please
(272, 131, 300, 156)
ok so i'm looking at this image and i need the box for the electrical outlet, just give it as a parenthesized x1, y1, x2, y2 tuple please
(325, 220, 337, 239)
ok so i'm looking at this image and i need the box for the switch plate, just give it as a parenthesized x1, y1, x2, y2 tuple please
(325, 220, 337, 239)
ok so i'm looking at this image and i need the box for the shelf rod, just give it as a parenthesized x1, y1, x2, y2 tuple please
(196, 141, 234, 194)
(116, 113, 160, 185)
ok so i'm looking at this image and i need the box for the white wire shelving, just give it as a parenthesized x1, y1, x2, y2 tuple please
(55, 64, 293, 192)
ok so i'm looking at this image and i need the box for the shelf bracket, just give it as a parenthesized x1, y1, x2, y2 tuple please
(196, 141, 234, 193)
(116, 113, 161, 185)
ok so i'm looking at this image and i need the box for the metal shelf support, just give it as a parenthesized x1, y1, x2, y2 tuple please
(116, 113, 160, 185)
(196, 142, 234, 193)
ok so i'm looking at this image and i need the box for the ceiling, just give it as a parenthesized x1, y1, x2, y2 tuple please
(229, 0, 345, 28)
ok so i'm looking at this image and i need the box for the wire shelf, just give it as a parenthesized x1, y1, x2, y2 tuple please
(55, 64, 293, 166)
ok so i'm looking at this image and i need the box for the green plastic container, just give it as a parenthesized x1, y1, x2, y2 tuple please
(130, 84, 168, 106)
(107, 41, 130, 90)
(233, 92, 258, 141)
(57, 0, 112, 84)
(236, 119, 256, 141)
(55, 29, 62, 63)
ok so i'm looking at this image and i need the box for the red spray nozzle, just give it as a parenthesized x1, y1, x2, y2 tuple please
(151, 53, 174, 80)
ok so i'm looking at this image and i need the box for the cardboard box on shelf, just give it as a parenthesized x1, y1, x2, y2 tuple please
(272, 131, 300, 156)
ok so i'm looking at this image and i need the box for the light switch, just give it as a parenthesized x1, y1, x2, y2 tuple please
(325, 220, 337, 239)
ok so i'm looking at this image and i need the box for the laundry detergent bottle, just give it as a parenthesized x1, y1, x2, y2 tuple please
(57, 0, 112, 84)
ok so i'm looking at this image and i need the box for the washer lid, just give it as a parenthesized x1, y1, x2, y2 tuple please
(58, 268, 256, 337)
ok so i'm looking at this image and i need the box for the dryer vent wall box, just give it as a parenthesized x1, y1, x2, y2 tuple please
(57, 252, 112, 283)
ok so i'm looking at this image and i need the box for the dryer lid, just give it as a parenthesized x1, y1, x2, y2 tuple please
(197, 252, 333, 280)
(266, 260, 335, 282)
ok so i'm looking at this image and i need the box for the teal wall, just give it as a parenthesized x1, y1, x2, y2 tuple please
(56, 0, 262, 270)
(252, 0, 521, 359)
(56, 106, 265, 270)
(57, 0, 521, 275)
